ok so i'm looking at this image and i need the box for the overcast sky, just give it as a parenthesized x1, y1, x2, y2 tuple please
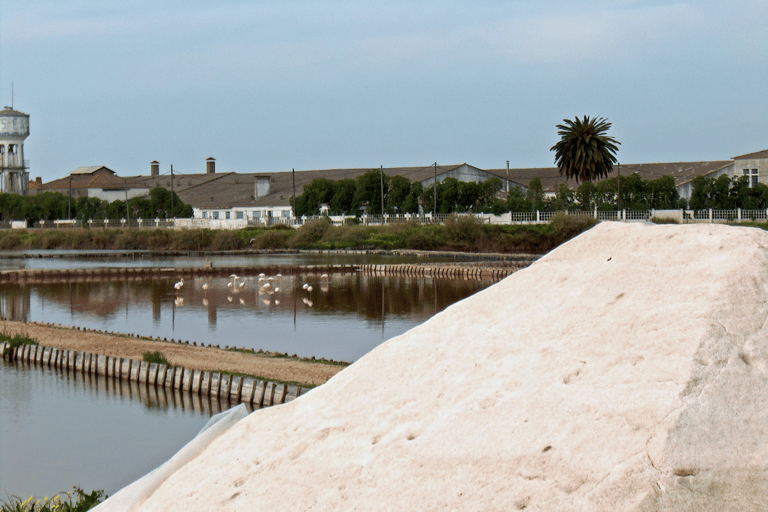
(1, 1, 766, 182)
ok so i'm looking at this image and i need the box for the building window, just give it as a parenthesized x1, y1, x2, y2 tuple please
(236, 211, 244, 220)
(225, 211, 231, 220)
(213, 211, 220, 220)
(253, 210, 261, 219)
(281, 210, 290, 218)
(202, 211, 207, 219)
(743, 168, 759, 188)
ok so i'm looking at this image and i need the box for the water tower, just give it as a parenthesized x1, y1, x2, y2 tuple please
(0, 106, 30, 195)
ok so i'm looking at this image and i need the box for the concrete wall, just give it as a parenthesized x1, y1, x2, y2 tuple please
(734, 157, 768, 186)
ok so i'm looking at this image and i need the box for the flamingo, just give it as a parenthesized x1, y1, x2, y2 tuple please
(174, 278, 184, 291)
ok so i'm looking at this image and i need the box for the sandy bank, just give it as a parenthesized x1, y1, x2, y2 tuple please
(0, 320, 344, 386)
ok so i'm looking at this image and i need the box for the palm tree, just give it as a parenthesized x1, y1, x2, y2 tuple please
(550, 116, 620, 183)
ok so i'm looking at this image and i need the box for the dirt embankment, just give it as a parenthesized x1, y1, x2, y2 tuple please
(0, 320, 345, 387)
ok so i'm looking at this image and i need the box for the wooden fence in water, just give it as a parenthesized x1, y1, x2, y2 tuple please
(0, 262, 526, 284)
(1, 341, 310, 408)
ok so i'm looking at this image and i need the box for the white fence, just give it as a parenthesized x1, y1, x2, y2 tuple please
(7, 208, 768, 230)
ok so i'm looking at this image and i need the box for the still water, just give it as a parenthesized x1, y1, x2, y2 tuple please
(1, 274, 490, 362)
(1, 360, 243, 499)
(0, 253, 499, 499)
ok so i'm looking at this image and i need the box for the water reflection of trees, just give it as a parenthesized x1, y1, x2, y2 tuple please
(8, 276, 491, 325)
(293, 275, 488, 321)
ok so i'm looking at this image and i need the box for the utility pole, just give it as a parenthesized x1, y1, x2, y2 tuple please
(380, 165, 384, 219)
(433, 162, 437, 217)
(292, 168, 296, 220)
(506, 160, 510, 192)
(68, 176, 72, 220)
(617, 162, 621, 216)
(125, 177, 130, 230)
(170, 165, 174, 219)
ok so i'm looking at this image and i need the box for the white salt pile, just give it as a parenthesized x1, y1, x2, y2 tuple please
(136, 222, 768, 511)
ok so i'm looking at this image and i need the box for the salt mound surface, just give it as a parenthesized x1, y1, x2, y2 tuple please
(138, 222, 768, 511)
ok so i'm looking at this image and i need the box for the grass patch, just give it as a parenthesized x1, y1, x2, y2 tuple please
(142, 351, 172, 366)
(0, 333, 38, 348)
(1, 487, 105, 512)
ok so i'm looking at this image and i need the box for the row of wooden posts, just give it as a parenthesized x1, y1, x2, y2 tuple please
(0, 263, 522, 283)
(0, 265, 357, 283)
(2, 341, 310, 408)
(355, 263, 521, 280)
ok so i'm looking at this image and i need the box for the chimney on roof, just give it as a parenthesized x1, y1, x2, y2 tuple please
(255, 176, 271, 199)
(150, 160, 159, 177)
(206, 157, 215, 174)
(35, 177, 42, 185)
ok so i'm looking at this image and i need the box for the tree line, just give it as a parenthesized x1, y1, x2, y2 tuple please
(296, 171, 768, 217)
(0, 187, 193, 223)
(293, 170, 506, 216)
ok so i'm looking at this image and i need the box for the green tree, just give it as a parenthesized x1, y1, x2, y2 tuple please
(526, 178, 546, 212)
(402, 181, 423, 214)
(330, 179, 356, 215)
(477, 178, 503, 213)
(553, 183, 576, 210)
(295, 178, 336, 216)
(386, 175, 412, 214)
(551, 115, 621, 183)
(647, 176, 679, 209)
(575, 181, 598, 211)
(507, 186, 528, 212)
(352, 170, 388, 215)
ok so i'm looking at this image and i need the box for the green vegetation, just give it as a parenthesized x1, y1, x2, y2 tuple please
(689, 174, 768, 210)
(1, 487, 104, 512)
(0, 187, 192, 224)
(142, 351, 172, 366)
(0, 214, 598, 254)
(0, 333, 38, 348)
(294, 170, 502, 217)
(550, 115, 621, 183)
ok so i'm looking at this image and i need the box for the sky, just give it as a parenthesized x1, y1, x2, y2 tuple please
(0, 1, 766, 182)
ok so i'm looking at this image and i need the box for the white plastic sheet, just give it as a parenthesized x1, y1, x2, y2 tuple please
(92, 404, 249, 512)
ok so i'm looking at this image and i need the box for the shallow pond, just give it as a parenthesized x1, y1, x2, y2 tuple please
(1, 360, 238, 500)
(0, 252, 503, 499)
(1, 273, 491, 362)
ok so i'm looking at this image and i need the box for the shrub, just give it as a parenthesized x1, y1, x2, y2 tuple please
(171, 229, 216, 250)
(289, 218, 332, 249)
(0, 486, 105, 512)
(210, 231, 243, 250)
(142, 351, 171, 366)
(318, 225, 368, 249)
(405, 228, 441, 250)
(444, 214, 485, 244)
(251, 230, 292, 249)
(649, 216, 679, 224)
